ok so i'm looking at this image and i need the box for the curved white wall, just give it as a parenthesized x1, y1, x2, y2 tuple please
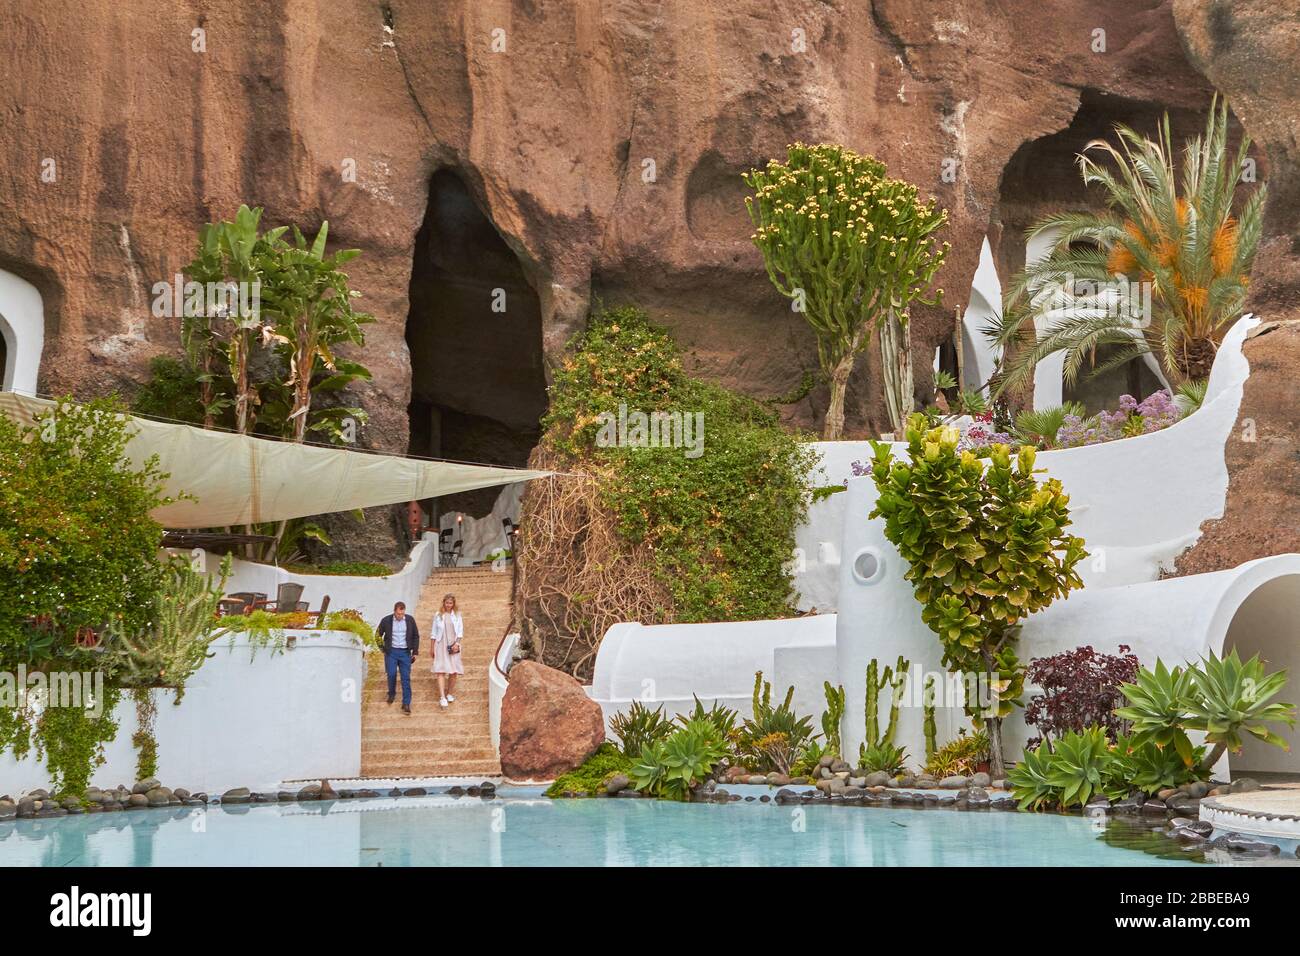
(0, 268, 45, 394)
(0, 631, 368, 795)
(191, 534, 441, 624)
(590, 615, 836, 726)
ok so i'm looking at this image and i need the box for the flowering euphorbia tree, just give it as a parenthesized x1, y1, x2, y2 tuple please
(745, 144, 949, 438)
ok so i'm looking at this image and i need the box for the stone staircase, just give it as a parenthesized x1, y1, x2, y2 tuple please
(359, 566, 512, 778)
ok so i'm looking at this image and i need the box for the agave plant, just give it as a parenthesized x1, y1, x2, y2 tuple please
(858, 740, 908, 776)
(1044, 727, 1120, 808)
(628, 719, 728, 801)
(1115, 659, 1198, 765)
(986, 98, 1265, 395)
(1112, 734, 1207, 796)
(609, 701, 676, 758)
(1184, 649, 1296, 768)
(1008, 744, 1058, 811)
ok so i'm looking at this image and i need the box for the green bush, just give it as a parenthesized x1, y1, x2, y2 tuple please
(734, 672, 818, 774)
(540, 305, 817, 625)
(629, 719, 728, 801)
(545, 743, 635, 797)
(858, 741, 908, 775)
(609, 701, 676, 758)
(284, 561, 394, 577)
(0, 397, 171, 666)
(868, 415, 1087, 777)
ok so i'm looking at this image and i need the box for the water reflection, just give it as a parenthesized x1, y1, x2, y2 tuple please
(0, 793, 1294, 867)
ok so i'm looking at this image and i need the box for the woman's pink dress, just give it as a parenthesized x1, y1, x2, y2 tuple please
(431, 611, 465, 675)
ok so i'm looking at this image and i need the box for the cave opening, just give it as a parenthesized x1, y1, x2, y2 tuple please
(992, 90, 1209, 409)
(405, 169, 548, 525)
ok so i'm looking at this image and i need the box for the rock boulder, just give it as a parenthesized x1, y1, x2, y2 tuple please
(499, 661, 605, 780)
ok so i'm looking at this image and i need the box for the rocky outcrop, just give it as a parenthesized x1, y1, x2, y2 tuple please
(498, 660, 605, 780)
(1175, 322, 1300, 576)
(1168, 3, 1300, 576)
(1, 2, 1214, 428)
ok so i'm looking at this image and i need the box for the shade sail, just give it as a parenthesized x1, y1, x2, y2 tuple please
(0, 392, 549, 528)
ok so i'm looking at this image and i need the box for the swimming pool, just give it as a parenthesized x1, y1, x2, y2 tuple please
(1, 786, 1292, 866)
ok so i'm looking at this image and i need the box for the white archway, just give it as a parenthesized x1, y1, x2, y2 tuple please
(1220, 573, 1300, 776)
(0, 268, 45, 394)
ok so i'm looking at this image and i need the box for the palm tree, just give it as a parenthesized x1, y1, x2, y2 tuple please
(985, 99, 1266, 396)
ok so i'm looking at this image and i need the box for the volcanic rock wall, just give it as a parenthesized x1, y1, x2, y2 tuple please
(4, 0, 1290, 561)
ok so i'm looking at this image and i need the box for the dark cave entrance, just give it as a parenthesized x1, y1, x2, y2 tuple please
(993, 90, 1210, 408)
(405, 170, 548, 523)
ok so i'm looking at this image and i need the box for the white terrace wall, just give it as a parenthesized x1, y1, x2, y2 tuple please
(0, 268, 44, 395)
(0, 632, 368, 795)
(189, 534, 441, 624)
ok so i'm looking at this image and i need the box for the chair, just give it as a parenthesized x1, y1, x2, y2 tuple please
(438, 528, 455, 566)
(248, 582, 306, 613)
(448, 539, 463, 567)
(302, 594, 331, 626)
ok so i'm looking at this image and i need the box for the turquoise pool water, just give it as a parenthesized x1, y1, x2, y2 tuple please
(0, 786, 1287, 867)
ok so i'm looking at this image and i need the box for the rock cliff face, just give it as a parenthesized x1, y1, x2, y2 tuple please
(2, 0, 1291, 560)
(1170, 1, 1300, 576)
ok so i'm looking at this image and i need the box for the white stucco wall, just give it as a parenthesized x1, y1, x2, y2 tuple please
(0, 631, 367, 795)
(589, 615, 836, 727)
(190, 534, 440, 623)
(0, 268, 44, 395)
(439, 483, 524, 564)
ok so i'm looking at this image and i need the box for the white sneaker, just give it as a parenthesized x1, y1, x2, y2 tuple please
(439, 697, 448, 708)
(446, 694, 456, 703)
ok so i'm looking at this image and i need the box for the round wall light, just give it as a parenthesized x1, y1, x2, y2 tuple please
(851, 547, 884, 584)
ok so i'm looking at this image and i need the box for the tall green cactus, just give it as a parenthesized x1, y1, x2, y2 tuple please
(100, 556, 232, 701)
(864, 655, 911, 748)
(821, 682, 846, 758)
(924, 699, 938, 763)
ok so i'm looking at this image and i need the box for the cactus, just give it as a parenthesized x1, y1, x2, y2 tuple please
(864, 655, 912, 749)
(100, 556, 232, 701)
(821, 682, 846, 759)
(752, 670, 773, 715)
(924, 699, 938, 763)
(864, 659, 880, 746)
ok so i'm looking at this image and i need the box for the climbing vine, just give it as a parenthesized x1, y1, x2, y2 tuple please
(517, 305, 816, 678)
(130, 688, 159, 782)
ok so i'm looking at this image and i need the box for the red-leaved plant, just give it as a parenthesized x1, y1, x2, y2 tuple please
(1024, 645, 1140, 749)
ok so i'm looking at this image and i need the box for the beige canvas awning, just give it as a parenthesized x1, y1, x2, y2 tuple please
(0, 392, 548, 528)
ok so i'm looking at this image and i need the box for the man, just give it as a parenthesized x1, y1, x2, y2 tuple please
(376, 601, 420, 714)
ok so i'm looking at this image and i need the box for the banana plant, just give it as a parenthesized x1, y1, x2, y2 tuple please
(1184, 649, 1295, 769)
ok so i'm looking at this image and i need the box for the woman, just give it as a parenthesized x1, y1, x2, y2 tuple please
(431, 593, 464, 708)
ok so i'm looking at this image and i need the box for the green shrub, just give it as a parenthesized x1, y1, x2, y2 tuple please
(628, 719, 728, 801)
(859, 741, 908, 775)
(609, 701, 676, 758)
(540, 305, 817, 626)
(868, 416, 1087, 777)
(734, 672, 818, 774)
(677, 695, 739, 742)
(0, 397, 171, 666)
(925, 729, 989, 778)
(284, 561, 394, 577)
(544, 744, 635, 797)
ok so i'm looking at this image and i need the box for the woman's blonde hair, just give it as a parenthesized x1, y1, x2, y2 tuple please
(441, 593, 458, 612)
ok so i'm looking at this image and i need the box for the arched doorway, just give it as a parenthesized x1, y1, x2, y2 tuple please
(1222, 574, 1300, 776)
(0, 268, 45, 393)
(404, 170, 548, 523)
